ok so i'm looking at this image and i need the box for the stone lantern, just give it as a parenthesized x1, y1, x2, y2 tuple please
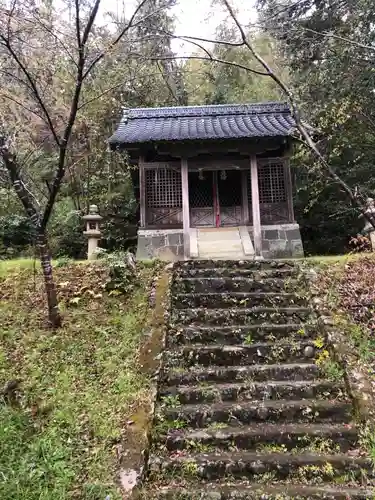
(83, 204, 103, 259)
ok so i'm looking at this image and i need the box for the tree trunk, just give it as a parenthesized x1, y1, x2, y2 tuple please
(37, 232, 62, 328)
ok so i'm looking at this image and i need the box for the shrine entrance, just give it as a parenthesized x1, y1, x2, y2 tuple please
(109, 101, 303, 260)
(189, 169, 244, 228)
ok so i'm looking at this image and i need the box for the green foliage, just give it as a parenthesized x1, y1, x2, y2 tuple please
(244, 333, 253, 345)
(0, 214, 34, 259)
(0, 0, 181, 260)
(0, 261, 155, 499)
(49, 203, 86, 259)
(160, 395, 181, 408)
(86, 165, 138, 253)
(259, 0, 375, 254)
(359, 425, 375, 466)
(104, 251, 138, 295)
(184, 27, 286, 105)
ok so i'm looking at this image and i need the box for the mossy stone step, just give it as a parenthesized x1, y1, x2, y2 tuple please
(176, 267, 300, 279)
(164, 342, 319, 368)
(175, 260, 297, 271)
(159, 399, 352, 427)
(148, 450, 373, 482)
(160, 380, 344, 405)
(167, 324, 316, 347)
(161, 422, 358, 453)
(139, 483, 375, 499)
(173, 292, 307, 309)
(143, 260, 369, 498)
(172, 307, 312, 326)
(173, 277, 300, 294)
(163, 363, 320, 386)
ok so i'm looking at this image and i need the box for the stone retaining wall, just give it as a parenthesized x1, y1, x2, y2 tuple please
(256, 223, 304, 259)
(136, 229, 184, 260)
(136, 223, 304, 260)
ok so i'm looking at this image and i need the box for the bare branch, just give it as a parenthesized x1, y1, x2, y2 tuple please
(0, 68, 35, 93)
(162, 30, 244, 47)
(75, 0, 81, 47)
(7, 0, 17, 41)
(78, 70, 160, 110)
(30, 12, 77, 66)
(222, 0, 375, 225)
(132, 30, 269, 76)
(82, 0, 163, 79)
(0, 138, 41, 227)
(302, 27, 375, 52)
(0, 28, 60, 146)
(0, 92, 46, 121)
(81, 0, 101, 46)
(133, 52, 269, 77)
(41, 0, 102, 228)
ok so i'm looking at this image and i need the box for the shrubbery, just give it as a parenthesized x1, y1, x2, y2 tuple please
(0, 214, 35, 259)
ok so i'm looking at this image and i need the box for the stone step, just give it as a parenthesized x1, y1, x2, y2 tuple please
(198, 251, 245, 258)
(173, 292, 307, 309)
(142, 483, 375, 499)
(162, 422, 358, 453)
(148, 451, 372, 482)
(164, 342, 318, 368)
(163, 363, 320, 386)
(160, 380, 344, 405)
(173, 276, 298, 293)
(176, 267, 299, 279)
(175, 260, 297, 271)
(172, 307, 312, 326)
(167, 324, 315, 347)
(160, 399, 352, 427)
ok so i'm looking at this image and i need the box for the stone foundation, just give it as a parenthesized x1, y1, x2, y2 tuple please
(256, 223, 304, 259)
(136, 229, 184, 260)
(136, 224, 304, 261)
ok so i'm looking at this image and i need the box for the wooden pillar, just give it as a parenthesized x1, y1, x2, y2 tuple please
(250, 155, 262, 258)
(241, 169, 249, 224)
(181, 157, 190, 259)
(139, 155, 146, 228)
(284, 160, 295, 222)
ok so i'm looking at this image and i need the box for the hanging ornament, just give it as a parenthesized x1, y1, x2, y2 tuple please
(198, 169, 205, 180)
(220, 170, 227, 181)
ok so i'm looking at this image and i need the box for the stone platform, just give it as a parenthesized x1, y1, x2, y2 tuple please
(136, 224, 304, 261)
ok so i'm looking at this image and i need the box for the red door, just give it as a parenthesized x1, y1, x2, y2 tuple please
(212, 171, 220, 228)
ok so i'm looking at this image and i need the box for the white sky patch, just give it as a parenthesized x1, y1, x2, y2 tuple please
(99, 0, 257, 55)
(171, 0, 257, 55)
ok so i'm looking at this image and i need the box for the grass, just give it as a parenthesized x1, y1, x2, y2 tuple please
(301, 253, 374, 266)
(0, 258, 157, 500)
(0, 257, 41, 277)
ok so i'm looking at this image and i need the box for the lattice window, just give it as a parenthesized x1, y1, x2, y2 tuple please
(258, 162, 286, 204)
(145, 168, 182, 208)
(189, 172, 214, 208)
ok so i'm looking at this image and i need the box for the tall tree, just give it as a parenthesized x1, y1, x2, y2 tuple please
(0, 0, 172, 327)
(258, 0, 375, 251)
(183, 24, 288, 105)
(136, 0, 188, 105)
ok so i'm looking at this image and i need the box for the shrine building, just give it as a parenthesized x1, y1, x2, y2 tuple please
(108, 102, 303, 260)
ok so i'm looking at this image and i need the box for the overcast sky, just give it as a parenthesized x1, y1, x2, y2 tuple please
(171, 0, 257, 54)
(103, 0, 257, 55)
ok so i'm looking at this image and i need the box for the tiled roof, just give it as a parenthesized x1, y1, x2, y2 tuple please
(108, 102, 295, 146)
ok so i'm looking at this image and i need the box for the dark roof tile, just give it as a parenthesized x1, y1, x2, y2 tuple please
(108, 102, 295, 146)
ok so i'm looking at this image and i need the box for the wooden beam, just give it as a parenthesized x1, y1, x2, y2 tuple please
(181, 157, 190, 259)
(241, 170, 250, 224)
(284, 160, 295, 222)
(156, 138, 286, 157)
(139, 155, 146, 228)
(250, 155, 262, 258)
